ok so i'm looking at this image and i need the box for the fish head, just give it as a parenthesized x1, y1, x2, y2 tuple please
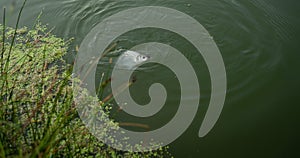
(136, 54, 150, 63)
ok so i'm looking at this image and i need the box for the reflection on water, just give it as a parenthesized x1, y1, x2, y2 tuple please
(1, 0, 299, 157)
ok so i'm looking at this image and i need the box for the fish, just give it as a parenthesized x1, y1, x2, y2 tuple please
(115, 50, 150, 70)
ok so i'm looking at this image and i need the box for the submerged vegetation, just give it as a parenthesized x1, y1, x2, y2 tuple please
(0, 5, 171, 158)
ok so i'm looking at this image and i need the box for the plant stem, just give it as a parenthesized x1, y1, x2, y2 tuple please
(1, 8, 6, 73)
(4, 0, 27, 73)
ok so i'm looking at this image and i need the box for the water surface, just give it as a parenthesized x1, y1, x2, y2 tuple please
(1, 0, 299, 157)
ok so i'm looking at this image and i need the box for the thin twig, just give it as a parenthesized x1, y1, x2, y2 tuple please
(4, 0, 28, 72)
(1, 8, 6, 72)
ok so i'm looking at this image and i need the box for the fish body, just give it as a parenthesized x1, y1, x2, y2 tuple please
(115, 50, 150, 70)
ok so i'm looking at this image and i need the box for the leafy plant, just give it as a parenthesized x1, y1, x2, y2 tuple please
(0, 2, 172, 158)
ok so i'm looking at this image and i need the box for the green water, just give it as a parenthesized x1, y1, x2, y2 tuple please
(1, 0, 299, 157)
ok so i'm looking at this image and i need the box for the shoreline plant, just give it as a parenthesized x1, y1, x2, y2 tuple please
(0, 2, 172, 157)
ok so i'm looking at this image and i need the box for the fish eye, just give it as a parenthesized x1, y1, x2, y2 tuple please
(140, 56, 147, 60)
(138, 55, 149, 61)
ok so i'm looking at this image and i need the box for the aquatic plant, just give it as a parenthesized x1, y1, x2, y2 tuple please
(0, 3, 171, 157)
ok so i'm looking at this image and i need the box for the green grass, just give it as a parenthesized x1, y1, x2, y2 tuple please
(0, 2, 172, 158)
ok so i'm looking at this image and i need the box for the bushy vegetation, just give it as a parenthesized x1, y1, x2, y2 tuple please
(0, 17, 171, 158)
